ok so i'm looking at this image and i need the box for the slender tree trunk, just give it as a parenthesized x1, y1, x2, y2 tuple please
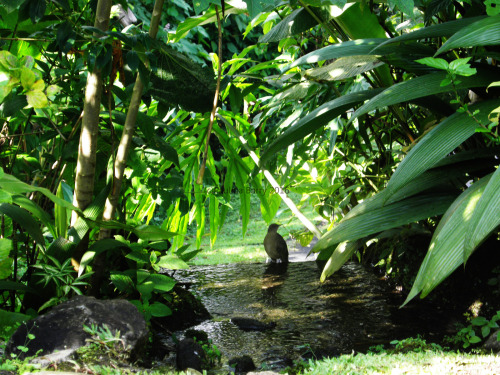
(100, 0, 165, 237)
(72, 0, 113, 223)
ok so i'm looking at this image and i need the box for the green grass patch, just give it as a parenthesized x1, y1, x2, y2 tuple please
(299, 350, 500, 374)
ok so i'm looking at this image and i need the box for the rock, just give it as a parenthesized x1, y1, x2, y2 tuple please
(6, 295, 147, 361)
(185, 329, 209, 343)
(228, 355, 256, 373)
(176, 338, 206, 372)
(484, 330, 500, 352)
(230, 317, 276, 331)
(153, 285, 211, 331)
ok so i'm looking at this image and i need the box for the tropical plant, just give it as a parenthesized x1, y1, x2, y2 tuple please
(176, 0, 498, 304)
(452, 311, 500, 348)
(1, 0, 499, 336)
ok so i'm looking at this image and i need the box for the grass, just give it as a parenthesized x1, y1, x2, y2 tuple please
(299, 350, 500, 374)
(186, 193, 325, 266)
(287, 337, 500, 374)
(5, 344, 500, 374)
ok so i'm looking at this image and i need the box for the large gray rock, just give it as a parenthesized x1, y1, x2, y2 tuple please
(6, 296, 147, 360)
(484, 330, 500, 353)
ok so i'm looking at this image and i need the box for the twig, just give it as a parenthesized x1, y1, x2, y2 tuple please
(196, 5, 223, 185)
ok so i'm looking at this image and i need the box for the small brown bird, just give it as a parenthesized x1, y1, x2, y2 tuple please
(263, 224, 289, 263)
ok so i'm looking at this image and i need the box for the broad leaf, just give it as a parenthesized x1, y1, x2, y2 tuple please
(147, 273, 176, 292)
(349, 70, 500, 123)
(403, 175, 492, 305)
(436, 15, 500, 55)
(149, 302, 172, 317)
(156, 254, 189, 270)
(149, 44, 216, 113)
(372, 16, 486, 51)
(305, 55, 384, 81)
(209, 195, 219, 248)
(0, 203, 45, 248)
(133, 225, 177, 241)
(110, 272, 135, 294)
(464, 166, 500, 255)
(12, 195, 56, 237)
(234, 160, 250, 236)
(386, 100, 500, 197)
(320, 240, 362, 282)
(312, 193, 456, 256)
(259, 8, 320, 43)
(0, 238, 13, 279)
(0, 168, 80, 213)
(286, 39, 386, 71)
(260, 89, 383, 166)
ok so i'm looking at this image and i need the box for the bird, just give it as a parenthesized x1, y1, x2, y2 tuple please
(263, 223, 289, 263)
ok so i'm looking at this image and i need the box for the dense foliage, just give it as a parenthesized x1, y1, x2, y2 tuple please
(0, 0, 498, 338)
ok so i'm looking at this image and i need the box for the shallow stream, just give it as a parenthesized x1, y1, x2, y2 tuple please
(172, 261, 449, 370)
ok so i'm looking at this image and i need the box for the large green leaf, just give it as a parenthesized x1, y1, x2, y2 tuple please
(333, 2, 387, 40)
(11, 195, 55, 237)
(464, 166, 500, 255)
(403, 175, 492, 305)
(305, 55, 384, 81)
(0, 238, 13, 279)
(332, 2, 394, 86)
(259, 8, 319, 43)
(371, 16, 486, 51)
(147, 273, 176, 292)
(260, 89, 383, 166)
(156, 254, 189, 270)
(69, 185, 110, 242)
(110, 272, 135, 294)
(0, 168, 80, 213)
(385, 100, 500, 198)
(286, 39, 386, 71)
(133, 225, 177, 241)
(436, 15, 500, 55)
(0, 203, 45, 248)
(312, 193, 456, 256)
(320, 240, 362, 282)
(343, 163, 472, 222)
(349, 69, 500, 122)
(149, 302, 172, 317)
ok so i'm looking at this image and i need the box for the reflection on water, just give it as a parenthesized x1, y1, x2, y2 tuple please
(173, 261, 445, 369)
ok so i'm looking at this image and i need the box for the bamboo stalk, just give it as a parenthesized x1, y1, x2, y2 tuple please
(100, 0, 165, 237)
(72, 0, 112, 225)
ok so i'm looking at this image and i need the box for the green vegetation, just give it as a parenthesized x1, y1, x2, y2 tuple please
(0, 0, 499, 372)
(447, 311, 500, 349)
(300, 349, 500, 375)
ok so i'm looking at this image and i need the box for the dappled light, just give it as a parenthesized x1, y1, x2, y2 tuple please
(0, 0, 499, 373)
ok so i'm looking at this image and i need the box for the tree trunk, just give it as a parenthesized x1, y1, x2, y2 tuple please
(100, 0, 165, 235)
(72, 0, 113, 223)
